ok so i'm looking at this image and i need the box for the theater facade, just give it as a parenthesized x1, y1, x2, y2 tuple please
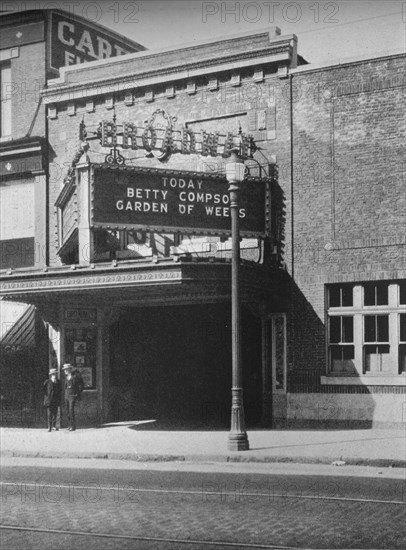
(1, 21, 405, 428)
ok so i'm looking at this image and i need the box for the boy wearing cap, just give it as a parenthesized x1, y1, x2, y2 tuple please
(62, 363, 84, 431)
(43, 369, 61, 432)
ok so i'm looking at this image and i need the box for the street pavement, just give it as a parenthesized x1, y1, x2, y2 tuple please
(1, 460, 405, 549)
(1, 425, 405, 549)
(0, 423, 405, 467)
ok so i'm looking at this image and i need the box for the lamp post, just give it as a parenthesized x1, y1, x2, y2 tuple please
(226, 147, 249, 451)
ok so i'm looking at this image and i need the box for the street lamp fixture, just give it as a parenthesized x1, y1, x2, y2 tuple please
(226, 147, 250, 451)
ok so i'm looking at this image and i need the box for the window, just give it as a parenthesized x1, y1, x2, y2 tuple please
(400, 282, 406, 305)
(1, 63, 12, 138)
(329, 316, 355, 373)
(329, 284, 353, 307)
(364, 315, 389, 342)
(327, 281, 406, 379)
(363, 315, 390, 373)
(400, 314, 406, 374)
(364, 282, 389, 306)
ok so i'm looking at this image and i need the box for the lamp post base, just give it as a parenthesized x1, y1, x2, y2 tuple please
(227, 433, 250, 451)
(227, 390, 250, 451)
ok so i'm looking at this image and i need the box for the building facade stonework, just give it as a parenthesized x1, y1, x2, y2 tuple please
(1, 13, 405, 428)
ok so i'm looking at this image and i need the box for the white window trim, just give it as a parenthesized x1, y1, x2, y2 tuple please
(321, 375, 405, 386)
(1, 62, 12, 138)
(326, 283, 406, 384)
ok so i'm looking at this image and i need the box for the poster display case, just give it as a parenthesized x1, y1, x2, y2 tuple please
(64, 325, 97, 389)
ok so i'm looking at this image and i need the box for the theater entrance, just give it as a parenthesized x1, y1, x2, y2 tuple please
(108, 304, 262, 428)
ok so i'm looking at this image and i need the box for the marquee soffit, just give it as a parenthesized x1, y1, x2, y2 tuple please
(0, 260, 284, 300)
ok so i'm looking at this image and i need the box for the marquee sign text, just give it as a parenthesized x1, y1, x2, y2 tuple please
(92, 166, 266, 236)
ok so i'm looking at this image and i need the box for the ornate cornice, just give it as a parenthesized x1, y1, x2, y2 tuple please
(0, 261, 283, 300)
(0, 268, 183, 295)
(42, 35, 294, 105)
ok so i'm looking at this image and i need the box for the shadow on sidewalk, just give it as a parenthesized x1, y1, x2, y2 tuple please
(250, 434, 406, 452)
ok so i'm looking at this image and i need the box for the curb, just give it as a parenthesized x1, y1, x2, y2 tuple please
(1, 451, 405, 469)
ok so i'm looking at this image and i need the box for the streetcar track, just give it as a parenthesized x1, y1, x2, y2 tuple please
(0, 481, 404, 506)
(0, 524, 294, 549)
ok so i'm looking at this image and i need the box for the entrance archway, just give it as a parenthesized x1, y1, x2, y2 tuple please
(109, 304, 262, 428)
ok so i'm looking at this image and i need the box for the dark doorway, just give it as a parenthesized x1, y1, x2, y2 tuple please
(109, 304, 262, 428)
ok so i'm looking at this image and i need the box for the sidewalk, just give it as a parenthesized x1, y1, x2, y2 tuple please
(1, 422, 405, 468)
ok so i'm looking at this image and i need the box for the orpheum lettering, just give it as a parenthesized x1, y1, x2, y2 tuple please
(92, 167, 266, 236)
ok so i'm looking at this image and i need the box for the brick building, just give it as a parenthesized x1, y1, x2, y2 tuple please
(1, 17, 405, 428)
(0, 9, 144, 423)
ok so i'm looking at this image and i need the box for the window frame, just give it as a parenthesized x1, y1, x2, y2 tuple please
(325, 282, 406, 384)
(399, 313, 406, 374)
(0, 62, 12, 138)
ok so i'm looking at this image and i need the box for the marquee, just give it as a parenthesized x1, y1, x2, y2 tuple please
(91, 165, 267, 236)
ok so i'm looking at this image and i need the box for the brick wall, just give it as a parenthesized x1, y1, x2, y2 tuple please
(45, 42, 405, 409)
(285, 55, 406, 386)
(47, 67, 290, 266)
(11, 41, 46, 139)
(292, 56, 405, 283)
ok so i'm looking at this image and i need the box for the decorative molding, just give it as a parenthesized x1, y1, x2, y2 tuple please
(106, 95, 114, 110)
(124, 92, 133, 105)
(187, 81, 196, 95)
(165, 86, 175, 98)
(86, 100, 94, 113)
(67, 103, 76, 116)
(145, 90, 154, 102)
(0, 270, 183, 294)
(231, 73, 241, 87)
(43, 52, 291, 104)
(0, 262, 281, 299)
(207, 78, 218, 91)
(253, 69, 264, 82)
(48, 105, 57, 119)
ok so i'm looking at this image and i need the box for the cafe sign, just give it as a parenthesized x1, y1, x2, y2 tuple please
(91, 165, 266, 236)
(49, 11, 138, 74)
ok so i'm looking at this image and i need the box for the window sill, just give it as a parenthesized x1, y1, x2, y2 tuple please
(321, 375, 406, 386)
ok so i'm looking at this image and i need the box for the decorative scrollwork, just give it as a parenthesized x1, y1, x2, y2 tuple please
(105, 148, 125, 166)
